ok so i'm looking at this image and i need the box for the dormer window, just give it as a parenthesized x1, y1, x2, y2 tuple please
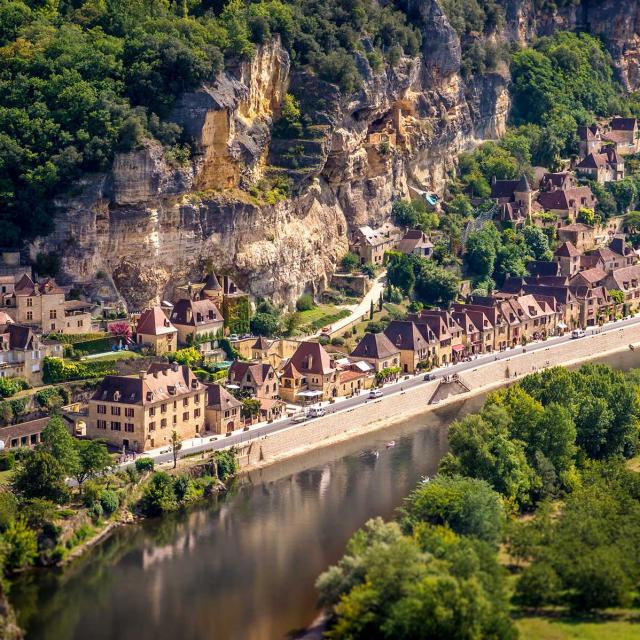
(113, 391, 121, 402)
(146, 391, 153, 402)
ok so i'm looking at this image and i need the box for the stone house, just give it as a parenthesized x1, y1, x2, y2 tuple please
(204, 383, 242, 434)
(227, 361, 279, 399)
(87, 363, 206, 452)
(169, 298, 224, 347)
(0, 417, 50, 450)
(554, 241, 582, 277)
(491, 175, 539, 226)
(604, 265, 640, 312)
(575, 147, 624, 183)
(0, 323, 63, 385)
(397, 230, 434, 258)
(258, 398, 285, 423)
(557, 224, 595, 253)
(1, 275, 94, 334)
(602, 118, 639, 155)
(135, 306, 178, 355)
(251, 337, 299, 370)
(537, 185, 597, 224)
(452, 305, 496, 354)
(349, 332, 401, 372)
(351, 224, 399, 266)
(279, 342, 337, 403)
(383, 320, 432, 374)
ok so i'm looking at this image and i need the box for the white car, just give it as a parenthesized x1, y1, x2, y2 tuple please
(369, 389, 383, 399)
(308, 407, 326, 418)
(571, 329, 587, 339)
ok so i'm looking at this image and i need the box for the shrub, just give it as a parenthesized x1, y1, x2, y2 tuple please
(3, 517, 38, 571)
(88, 501, 104, 523)
(43, 357, 116, 384)
(0, 377, 29, 399)
(99, 489, 120, 515)
(140, 472, 177, 516)
(296, 294, 315, 312)
(0, 451, 15, 472)
(330, 337, 345, 346)
(135, 457, 155, 473)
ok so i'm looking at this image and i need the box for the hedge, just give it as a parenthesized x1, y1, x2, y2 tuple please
(43, 357, 117, 384)
(47, 333, 108, 345)
(70, 337, 113, 354)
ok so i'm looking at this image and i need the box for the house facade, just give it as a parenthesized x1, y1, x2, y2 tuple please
(136, 306, 178, 355)
(87, 363, 206, 452)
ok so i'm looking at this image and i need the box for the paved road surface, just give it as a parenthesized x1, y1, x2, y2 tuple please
(125, 316, 640, 468)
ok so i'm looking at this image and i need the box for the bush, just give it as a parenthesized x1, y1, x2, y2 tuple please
(296, 294, 315, 312)
(140, 472, 177, 516)
(0, 377, 29, 399)
(99, 489, 120, 515)
(0, 451, 15, 472)
(3, 517, 38, 571)
(43, 357, 116, 384)
(330, 337, 345, 346)
(88, 501, 104, 523)
(135, 457, 155, 473)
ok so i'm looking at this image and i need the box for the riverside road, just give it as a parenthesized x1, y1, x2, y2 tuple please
(128, 315, 640, 468)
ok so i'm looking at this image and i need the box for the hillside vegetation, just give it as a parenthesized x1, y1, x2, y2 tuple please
(0, 0, 420, 245)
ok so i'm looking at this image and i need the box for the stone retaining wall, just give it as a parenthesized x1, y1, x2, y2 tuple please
(238, 323, 640, 470)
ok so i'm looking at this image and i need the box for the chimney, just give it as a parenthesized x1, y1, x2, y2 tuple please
(139, 371, 147, 380)
(171, 362, 179, 372)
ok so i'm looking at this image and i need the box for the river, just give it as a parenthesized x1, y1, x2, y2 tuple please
(10, 350, 639, 640)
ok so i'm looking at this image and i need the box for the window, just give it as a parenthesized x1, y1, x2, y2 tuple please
(224, 410, 230, 418)
(183, 398, 189, 407)
(149, 407, 156, 417)
(27, 311, 33, 321)
(125, 423, 134, 433)
(49, 309, 57, 319)
(125, 408, 134, 417)
(195, 394, 201, 404)
(173, 415, 177, 425)
(26, 298, 32, 307)
(77, 320, 83, 328)
(111, 406, 121, 416)
(149, 421, 156, 431)
(110, 421, 121, 431)
(161, 404, 167, 413)
(183, 412, 189, 421)
(97, 405, 106, 414)
(161, 418, 167, 428)
(97, 420, 107, 429)
(194, 408, 201, 419)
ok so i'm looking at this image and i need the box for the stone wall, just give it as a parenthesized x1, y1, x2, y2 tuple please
(238, 323, 640, 470)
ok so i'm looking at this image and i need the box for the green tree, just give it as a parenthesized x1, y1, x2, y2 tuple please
(12, 451, 69, 504)
(74, 440, 113, 488)
(401, 475, 505, 545)
(414, 262, 460, 307)
(250, 312, 280, 337)
(386, 254, 416, 295)
(40, 415, 79, 477)
(3, 517, 37, 572)
(341, 252, 360, 272)
(241, 398, 261, 420)
(296, 294, 315, 312)
(465, 224, 500, 278)
(140, 471, 177, 516)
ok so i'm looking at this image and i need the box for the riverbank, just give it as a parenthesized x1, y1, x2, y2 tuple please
(238, 322, 640, 475)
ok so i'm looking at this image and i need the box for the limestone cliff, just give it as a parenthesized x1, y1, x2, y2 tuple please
(34, 2, 640, 310)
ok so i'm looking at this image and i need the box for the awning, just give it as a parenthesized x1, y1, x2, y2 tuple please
(557, 322, 568, 329)
(225, 384, 240, 390)
(452, 344, 465, 352)
(296, 390, 323, 398)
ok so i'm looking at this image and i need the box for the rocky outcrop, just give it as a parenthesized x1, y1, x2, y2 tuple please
(34, 2, 640, 310)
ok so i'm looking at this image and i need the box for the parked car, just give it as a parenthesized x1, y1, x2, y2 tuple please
(308, 406, 326, 418)
(423, 373, 435, 381)
(369, 389, 383, 399)
(571, 328, 586, 339)
(292, 413, 307, 424)
(229, 333, 240, 341)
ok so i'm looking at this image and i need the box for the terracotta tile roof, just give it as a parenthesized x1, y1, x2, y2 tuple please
(350, 332, 399, 360)
(338, 370, 367, 383)
(206, 383, 241, 411)
(538, 186, 595, 211)
(137, 306, 177, 336)
(14, 275, 64, 296)
(571, 267, 608, 285)
(605, 265, 640, 290)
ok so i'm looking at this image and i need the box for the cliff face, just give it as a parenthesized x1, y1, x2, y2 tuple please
(35, 1, 640, 309)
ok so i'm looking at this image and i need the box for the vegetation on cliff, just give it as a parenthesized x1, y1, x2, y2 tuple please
(0, 0, 420, 246)
(318, 365, 640, 638)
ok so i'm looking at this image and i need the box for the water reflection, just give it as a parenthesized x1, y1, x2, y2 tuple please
(12, 350, 638, 640)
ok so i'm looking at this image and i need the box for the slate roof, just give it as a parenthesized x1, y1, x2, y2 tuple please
(92, 364, 202, 406)
(206, 383, 241, 411)
(350, 332, 400, 360)
(537, 186, 595, 211)
(251, 336, 272, 350)
(491, 180, 520, 199)
(286, 341, 334, 375)
(170, 298, 222, 328)
(0, 324, 34, 350)
(555, 241, 580, 258)
(526, 260, 559, 277)
(228, 361, 274, 387)
(14, 275, 64, 296)
(384, 320, 431, 351)
(611, 117, 637, 131)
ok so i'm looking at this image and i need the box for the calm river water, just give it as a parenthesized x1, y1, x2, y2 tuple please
(11, 350, 639, 640)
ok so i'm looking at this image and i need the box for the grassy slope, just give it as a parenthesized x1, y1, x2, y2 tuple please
(516, 614, 640, 639)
